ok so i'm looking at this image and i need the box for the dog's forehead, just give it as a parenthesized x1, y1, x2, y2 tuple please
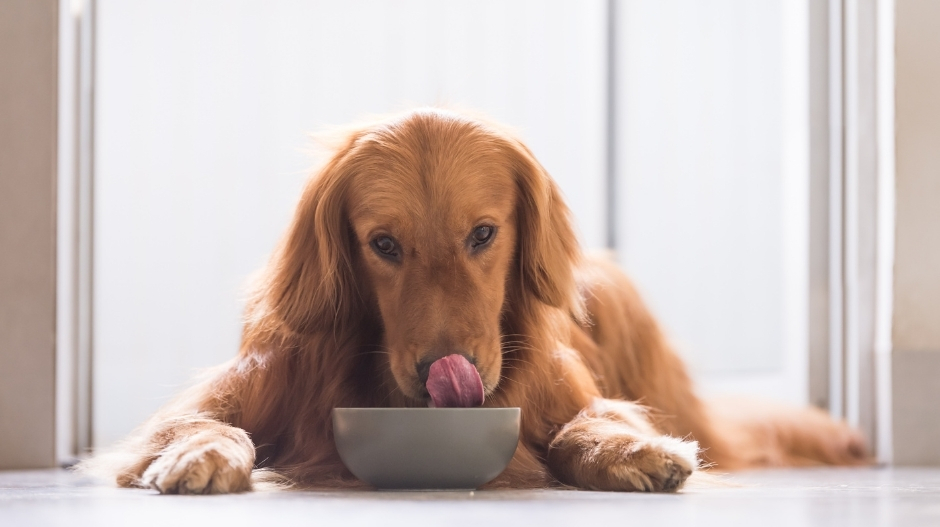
(346, 123, 518, 234)
(348, 166, 516, 235)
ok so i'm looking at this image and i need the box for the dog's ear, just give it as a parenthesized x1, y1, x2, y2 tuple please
(508, 140, 585, 320)
(250, 132, 366, 335)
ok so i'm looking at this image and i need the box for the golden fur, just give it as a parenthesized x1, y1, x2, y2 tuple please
(81, 109, 867, 494)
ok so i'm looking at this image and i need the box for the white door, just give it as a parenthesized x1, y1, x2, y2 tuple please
(613, 0, 810, 405)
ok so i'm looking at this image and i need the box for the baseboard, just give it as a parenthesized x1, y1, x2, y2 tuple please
(892, 350, 940, 465)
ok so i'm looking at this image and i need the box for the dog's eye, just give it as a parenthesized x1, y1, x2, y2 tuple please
(370, 235, 400, 260)
(469, 225, 495, 249)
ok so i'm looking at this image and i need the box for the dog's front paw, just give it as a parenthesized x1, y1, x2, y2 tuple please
(549, 422, 698, 492)
(598, 435, 697, 492)
(141, 428, 254, 494)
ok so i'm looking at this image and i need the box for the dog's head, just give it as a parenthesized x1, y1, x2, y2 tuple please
(258, 109, 582, 403)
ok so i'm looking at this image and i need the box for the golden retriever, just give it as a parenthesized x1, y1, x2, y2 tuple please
(82, 109, 867, 493)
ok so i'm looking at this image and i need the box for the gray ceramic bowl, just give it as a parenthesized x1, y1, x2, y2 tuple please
(332, 407, 520, 490)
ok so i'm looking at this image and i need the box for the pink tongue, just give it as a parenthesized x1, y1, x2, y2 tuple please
(425, 354, 485, 408)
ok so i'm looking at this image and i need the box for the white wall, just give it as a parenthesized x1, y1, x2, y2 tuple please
(614, 0, 809, 403)
(893, 0, 940, 465)
(894, 0, 940, 354)
(0, 0, 58, 469)
(93, 0, 607, 447)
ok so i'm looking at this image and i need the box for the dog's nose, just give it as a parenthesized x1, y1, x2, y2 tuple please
(416, 353, 476, 385)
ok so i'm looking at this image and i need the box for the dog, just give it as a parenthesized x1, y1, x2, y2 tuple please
(82, 109, 868, 494)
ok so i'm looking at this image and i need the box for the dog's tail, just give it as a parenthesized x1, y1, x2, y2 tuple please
(704, 396, 871, 469)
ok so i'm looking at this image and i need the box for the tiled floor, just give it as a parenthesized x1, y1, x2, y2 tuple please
(1, 467, 939, 526)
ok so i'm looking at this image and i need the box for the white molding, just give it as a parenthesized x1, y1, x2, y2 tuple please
(874, 0, 895, 464)
(55, 0, 79, 465)
(843, 0, 862, 430)
(55, 0, 94, 463)
(77, 0, 95, 454)
(828, 0, 846, 420)
(781, 0, 811, 408)
(833, 0, 888, 452)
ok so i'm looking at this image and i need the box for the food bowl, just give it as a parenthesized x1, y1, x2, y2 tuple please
(332, 407, 520, 490)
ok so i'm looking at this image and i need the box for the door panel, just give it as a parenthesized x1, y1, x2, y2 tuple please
(613, 0, 809, 403)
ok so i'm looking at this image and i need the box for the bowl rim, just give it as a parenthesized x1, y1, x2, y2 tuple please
(333, 407, 521, 412)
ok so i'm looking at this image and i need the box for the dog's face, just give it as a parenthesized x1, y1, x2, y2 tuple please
(266, 110, 581, 406)
(345, 118, 519, 401)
